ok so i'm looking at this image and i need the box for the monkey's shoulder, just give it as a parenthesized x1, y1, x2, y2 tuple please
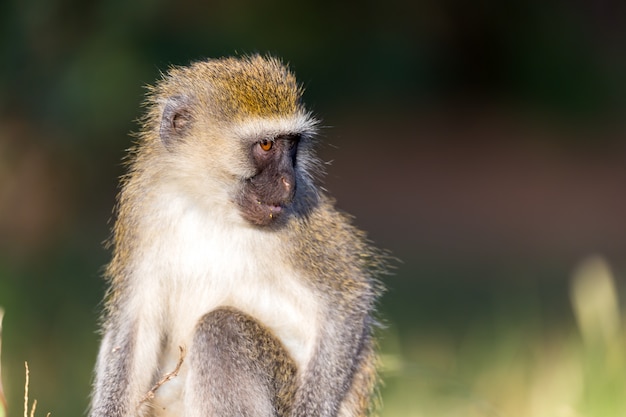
(285, 197, 384, 295)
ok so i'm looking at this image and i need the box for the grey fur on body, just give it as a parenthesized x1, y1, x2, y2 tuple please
(91, 55, 384, 417)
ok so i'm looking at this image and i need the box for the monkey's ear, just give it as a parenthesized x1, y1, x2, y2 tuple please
(160, 95, 194, 147)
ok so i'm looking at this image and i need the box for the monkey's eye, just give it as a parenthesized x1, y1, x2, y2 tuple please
(259, 139, 273, 152)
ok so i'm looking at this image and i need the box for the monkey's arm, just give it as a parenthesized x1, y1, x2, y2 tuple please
(90, 314, 162, 417)
(291, 305, 375, 417)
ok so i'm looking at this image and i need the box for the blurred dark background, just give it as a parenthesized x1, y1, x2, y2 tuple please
(1, 0, 625, 415)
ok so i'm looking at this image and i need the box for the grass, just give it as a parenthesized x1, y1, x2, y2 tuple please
(379, 255, 626, 417)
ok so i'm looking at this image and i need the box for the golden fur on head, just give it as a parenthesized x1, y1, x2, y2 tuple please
(152, 55, 304, 122)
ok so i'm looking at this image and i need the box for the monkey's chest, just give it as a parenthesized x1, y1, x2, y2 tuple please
(166, 261, 320, 365)
(150, 259, 319, 417)
(137, 222, 320, 410)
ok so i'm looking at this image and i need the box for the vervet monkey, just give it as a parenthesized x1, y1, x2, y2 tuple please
(91, 55, 385, 417)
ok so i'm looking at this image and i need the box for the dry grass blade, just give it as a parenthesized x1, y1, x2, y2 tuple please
(0, 308, 5, 417)
(23, 362, 49, 417)
(24, 362, 29, 417)
(137, 345, 186, 409)
(30, 400, 37, 417)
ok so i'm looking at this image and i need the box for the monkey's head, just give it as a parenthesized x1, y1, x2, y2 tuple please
(139, 55, 320, 227)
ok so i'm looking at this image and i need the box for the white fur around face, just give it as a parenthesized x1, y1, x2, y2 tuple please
(130, 185, 320, 417)
(231, 113, 318, 143)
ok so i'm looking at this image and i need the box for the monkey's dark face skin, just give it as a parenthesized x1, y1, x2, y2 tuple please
(237, 134, 300, 226)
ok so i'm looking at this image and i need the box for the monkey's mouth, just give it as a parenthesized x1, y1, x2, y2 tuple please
(247, 200, 289, 226)
(235, 192, 291, 226)
(258, 201, 285, 217)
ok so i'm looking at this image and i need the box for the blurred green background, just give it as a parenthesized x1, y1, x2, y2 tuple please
(1, 0, 626, 416)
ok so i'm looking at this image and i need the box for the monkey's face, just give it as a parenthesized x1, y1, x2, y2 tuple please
(156, 98, 316, 228)
(150, 56, 319, 228)
(235, 134, 300, 226)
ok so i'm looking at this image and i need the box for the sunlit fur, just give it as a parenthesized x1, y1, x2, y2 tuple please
(93, 55, 384, 417)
